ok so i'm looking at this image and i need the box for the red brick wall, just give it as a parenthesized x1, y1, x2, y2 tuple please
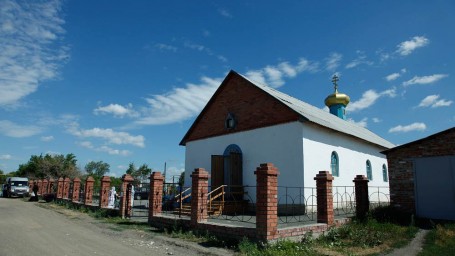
(182, 73, 300, 144)
(386, 128, 455, 213)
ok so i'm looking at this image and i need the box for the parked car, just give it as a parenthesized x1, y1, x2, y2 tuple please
(134, 187, 149, 200)
(4, 177, 29, 198)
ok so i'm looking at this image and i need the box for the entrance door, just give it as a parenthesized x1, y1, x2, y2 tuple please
(210, 145, 243, 193)
(414, 156, 455, 220)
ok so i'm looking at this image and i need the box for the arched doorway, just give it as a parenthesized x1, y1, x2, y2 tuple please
(211, 144, 243, 192)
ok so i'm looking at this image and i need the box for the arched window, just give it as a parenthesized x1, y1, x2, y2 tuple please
(382, 164, 388, 182)
(366, 160, 373, 180)
(331, 151, 339, 177)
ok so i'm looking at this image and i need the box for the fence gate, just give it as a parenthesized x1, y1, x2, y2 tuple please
(414, 156, 455, 220)
(130, 183, 149, 218)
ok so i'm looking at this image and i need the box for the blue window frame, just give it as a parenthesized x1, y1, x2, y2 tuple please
(366, 160, 372, 180)
(331, 151, 339, 177)
(382, 164, 388, 182)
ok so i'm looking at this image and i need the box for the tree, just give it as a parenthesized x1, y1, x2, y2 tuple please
(126, 162, 136, 176)
(84, 161, 110, 179)
(137, 164, 152, 183)
(125, 162, 152, 183)
(16, 153, 81, 179)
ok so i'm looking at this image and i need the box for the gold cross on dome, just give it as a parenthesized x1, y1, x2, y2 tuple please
(332, 75, 339, 92)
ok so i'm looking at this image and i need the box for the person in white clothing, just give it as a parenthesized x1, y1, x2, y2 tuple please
(107, 187, 117, 209)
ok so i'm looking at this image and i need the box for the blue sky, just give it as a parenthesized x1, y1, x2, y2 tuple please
(1, 0, 454, 178)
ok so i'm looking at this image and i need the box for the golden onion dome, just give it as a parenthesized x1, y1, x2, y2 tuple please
(325, 91, 350, 107)
(325, 75, 350, 107)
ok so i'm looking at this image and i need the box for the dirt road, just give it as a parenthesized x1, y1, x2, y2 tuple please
(0, 198, 234, 256)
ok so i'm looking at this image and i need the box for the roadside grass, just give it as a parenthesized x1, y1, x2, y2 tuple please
(237, 218, 418, 256)
(419, 223, 455, 256)
(40, 201, 420, 255)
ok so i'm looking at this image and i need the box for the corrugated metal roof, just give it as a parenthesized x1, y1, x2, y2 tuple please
(240, 73, 395, 149)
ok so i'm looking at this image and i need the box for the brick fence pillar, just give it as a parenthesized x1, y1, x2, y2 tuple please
(63, 177, 70, 199)
(120, 174, 134, 218)
(28, 180, 34, 196)
(42, 179, 49, 194)
(72, 178, 81, 203)
(48, 178, 55, 194)
(149, 172, 164, 220)
(84, 176, 95, 206)
(57, 177, 64, 199)
(353, 175, 369, 219)
(99, 176, 111, 208)
(190, 168, 209, 227)
(314, 171, 335, 225)
(255, 163, 279, 242)
(37, 180, 43, 195)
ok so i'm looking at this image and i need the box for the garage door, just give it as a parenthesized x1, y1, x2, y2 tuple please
(414, 156, 455, 220)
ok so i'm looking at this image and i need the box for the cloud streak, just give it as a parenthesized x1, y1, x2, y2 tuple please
(94, 103, 139, 118)
(0, 0, 68, 106)
(0, 120, 42, 137)
(396, 36, 429, 56)
(403, 74, 448, 86)
(418, 95, 453, 108)
(389, 122, 426, 133)
(348, 88, 396, 112)
(67, 124, 145, 148)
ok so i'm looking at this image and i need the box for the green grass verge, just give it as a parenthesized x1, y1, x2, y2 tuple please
(238, 218, 418, 256)
(419, 223, 455, 256)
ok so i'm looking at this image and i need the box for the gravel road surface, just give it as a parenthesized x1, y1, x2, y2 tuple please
(0, 198, 234, 256)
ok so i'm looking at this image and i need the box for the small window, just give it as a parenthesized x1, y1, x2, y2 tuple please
(225, 113, 236, 129)
(382, 164, 388, 182)
(331, 151, 339, 177)
(366, 160, 373, 180)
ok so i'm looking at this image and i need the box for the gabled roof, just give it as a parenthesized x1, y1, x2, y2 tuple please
(381, 127, 455, 154)
(180, 70, 395, 149)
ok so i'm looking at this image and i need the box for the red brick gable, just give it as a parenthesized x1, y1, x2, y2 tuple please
(180, 71, 301, 145)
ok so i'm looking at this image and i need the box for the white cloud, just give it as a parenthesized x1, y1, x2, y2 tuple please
(68, 125, 145, 148)
(0, 154, 12, 160)
(154, 43, 177, 52)
(135, 59, 318, 126)
(41, 135, 54, 142)
(0, 0, 68, 106)
(245, 58, 318, 88)
(347, 117, 368, 128)
(218, 9, 232, 18)
(136, 76, 222, 125)
(345, 51, 373, 69)
(418, 95, 453, 108)
(348, 88, 396, 112)
(403, 74, 448, 87)
(396, 36, 429, 56)
(94, 103, 139, 118)
(78, 141, 131, 156)
(389, 122, 427, 133)
(326, 52, 342, 71)
(0, 120, 42, 137)
(372, 117, 382, 123)
(385, 73, 400, 81)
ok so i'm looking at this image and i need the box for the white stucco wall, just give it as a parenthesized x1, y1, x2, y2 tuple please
(183, 121, 390, 203)
(183, 122, 304, 198)
(302, 123, 389, 188)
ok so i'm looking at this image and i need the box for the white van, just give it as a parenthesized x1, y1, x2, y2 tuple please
(3, 177, 29, 198)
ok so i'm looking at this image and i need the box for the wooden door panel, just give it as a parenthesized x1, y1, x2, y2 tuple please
(211, 155, 224, 190)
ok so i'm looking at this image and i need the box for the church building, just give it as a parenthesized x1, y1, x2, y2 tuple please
(180, 70, 394, 193)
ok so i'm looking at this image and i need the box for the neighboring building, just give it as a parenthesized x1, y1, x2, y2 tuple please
(180, 70, 393, 200)
(382, 127, 455, 220)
